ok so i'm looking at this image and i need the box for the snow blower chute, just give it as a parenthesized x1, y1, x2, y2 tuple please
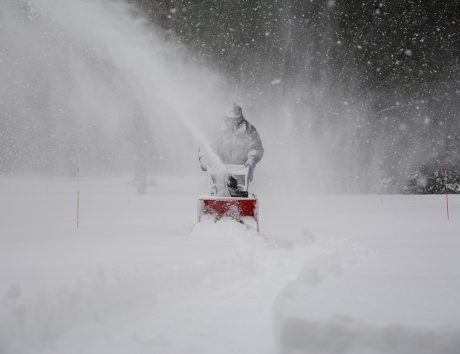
(197, 164, 259, 232)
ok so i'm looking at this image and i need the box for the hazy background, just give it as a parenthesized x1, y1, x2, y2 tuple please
(1, 0, 459, 193)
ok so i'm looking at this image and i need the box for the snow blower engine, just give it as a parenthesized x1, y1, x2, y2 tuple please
(197, 164, 259, 232)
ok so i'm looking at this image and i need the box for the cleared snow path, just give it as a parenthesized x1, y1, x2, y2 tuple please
(29, 223, 358, 354)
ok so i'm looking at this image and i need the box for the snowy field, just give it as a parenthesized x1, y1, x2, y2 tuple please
(1, 176, 460, 354)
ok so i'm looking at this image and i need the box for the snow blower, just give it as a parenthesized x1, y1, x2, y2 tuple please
(197, 164, 259, 232)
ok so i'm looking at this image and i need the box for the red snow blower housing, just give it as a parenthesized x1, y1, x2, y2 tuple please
(197, 164, 259, 231)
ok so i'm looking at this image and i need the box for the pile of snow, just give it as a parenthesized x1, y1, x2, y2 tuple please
(273, 195, 460, 354)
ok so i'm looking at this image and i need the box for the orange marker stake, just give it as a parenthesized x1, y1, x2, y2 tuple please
(445, 168, 450, 220)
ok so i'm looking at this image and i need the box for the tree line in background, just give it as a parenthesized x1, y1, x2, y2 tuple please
(133, 0, 460, 191)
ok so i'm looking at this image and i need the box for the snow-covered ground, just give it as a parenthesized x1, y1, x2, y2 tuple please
(1, 176, 459, 354)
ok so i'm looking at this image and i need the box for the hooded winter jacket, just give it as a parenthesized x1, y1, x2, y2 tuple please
(199, 117, 264, 169)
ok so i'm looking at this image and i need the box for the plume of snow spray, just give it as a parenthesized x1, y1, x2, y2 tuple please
(0, 0, 226, 175)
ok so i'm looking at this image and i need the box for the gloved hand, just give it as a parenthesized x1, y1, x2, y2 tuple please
(244, 157, 256, 171)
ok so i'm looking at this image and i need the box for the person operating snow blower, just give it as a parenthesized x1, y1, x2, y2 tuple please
(198, 103, 264, 182)
(197, 103, 264, 231)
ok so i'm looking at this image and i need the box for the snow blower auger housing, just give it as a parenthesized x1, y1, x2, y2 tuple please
(197, 164, 259, 232)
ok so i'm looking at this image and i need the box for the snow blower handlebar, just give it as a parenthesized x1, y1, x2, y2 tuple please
(207, 164, 250, 197)
(224, 164, 250, 191)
